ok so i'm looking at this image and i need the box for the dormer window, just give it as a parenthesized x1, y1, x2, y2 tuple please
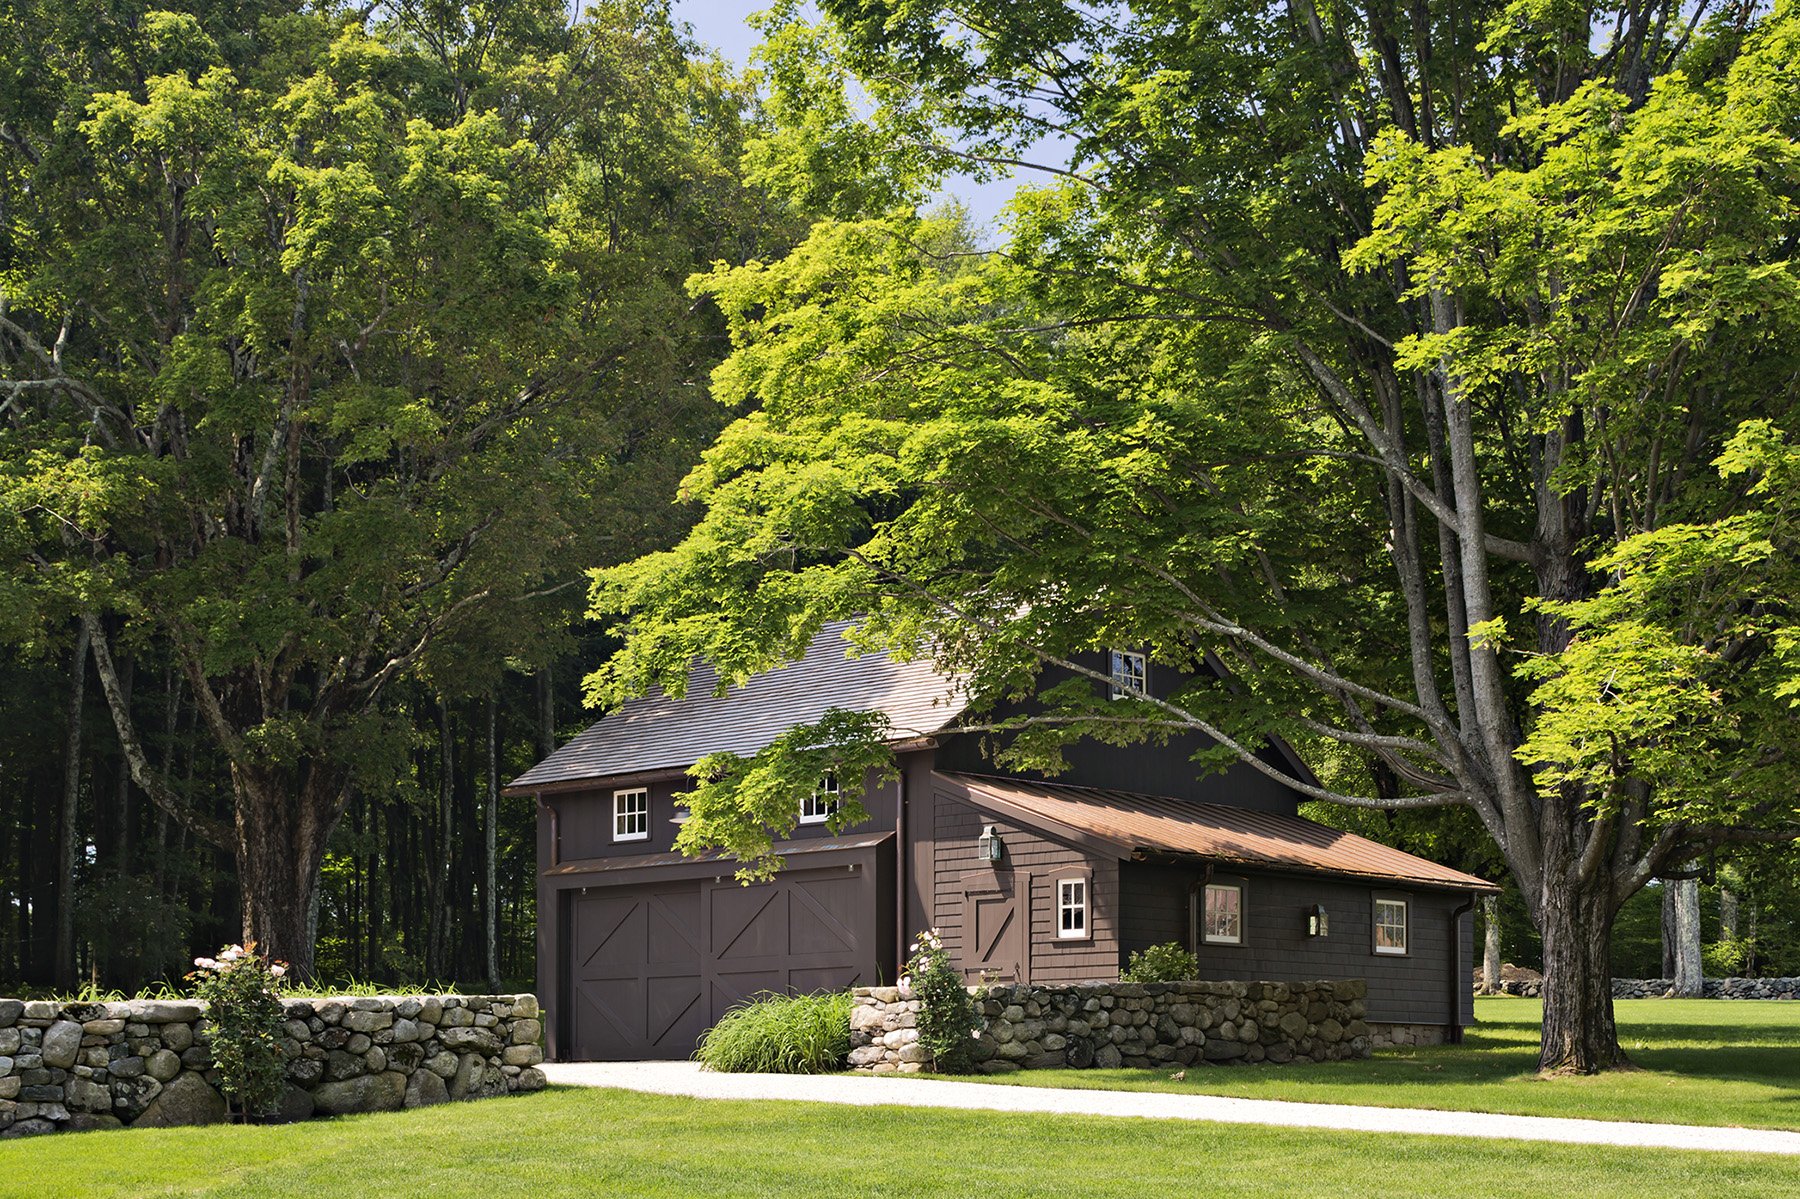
(1109, 649, 1147, 700)
(799, 771, 841, 825)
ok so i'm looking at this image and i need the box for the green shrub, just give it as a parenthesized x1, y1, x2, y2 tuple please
(696, 990, 852, 1073)
(1121, 942, 1199, 983)
(188, 943, 287, 1119)
(906, 930, 977, 1073)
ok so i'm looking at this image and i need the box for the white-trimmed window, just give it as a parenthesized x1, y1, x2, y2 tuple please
(613, 788, 649, 842)
(1109, 649, 1148, 699)
(1203, 883, 1243, 944)
(1057, 877, 1089, 939)
(799, 771, 841, 825)
(1373, 897, 1408, 955)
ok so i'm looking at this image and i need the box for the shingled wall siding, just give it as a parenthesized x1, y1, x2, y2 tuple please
(1121, 862, 1475, 1025)
(0, 994, 544, 1138)
(933, 792, 1119, 982)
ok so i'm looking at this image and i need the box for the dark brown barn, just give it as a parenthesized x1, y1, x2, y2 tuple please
(509, 622, 1496, 1061)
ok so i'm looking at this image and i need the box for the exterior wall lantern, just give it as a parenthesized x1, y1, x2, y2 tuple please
(977, 824, 1004, 863)
(1307, 904, 1330, 937)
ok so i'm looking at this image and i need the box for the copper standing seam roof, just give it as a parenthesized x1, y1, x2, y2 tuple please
(508, 620, 968, 791)
(941, 773, 1499, 892)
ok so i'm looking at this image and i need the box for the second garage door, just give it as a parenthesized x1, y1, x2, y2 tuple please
(566, 858, 886, 1060)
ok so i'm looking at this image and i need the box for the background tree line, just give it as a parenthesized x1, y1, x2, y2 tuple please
(0, 0, 804, 990)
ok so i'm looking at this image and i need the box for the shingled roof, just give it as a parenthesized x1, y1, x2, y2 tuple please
(941, 773, 1498, 892)
(507, 621, 968, 791)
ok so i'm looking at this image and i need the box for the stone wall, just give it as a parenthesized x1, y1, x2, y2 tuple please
(1480, 976, 1800, 1000)
(0, 994, 545, 1138)
(850, 979, 1371, 1074)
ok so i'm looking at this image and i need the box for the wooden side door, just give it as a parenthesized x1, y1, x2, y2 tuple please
(961, 871, 1027, 983)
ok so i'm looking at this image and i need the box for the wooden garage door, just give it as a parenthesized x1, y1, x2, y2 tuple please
(568, 867, 878, 1060)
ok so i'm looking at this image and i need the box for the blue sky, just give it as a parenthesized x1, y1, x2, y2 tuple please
(669, 0, 1028, 235)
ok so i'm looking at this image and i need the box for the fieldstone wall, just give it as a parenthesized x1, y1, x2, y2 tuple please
(1480, 976, 1800, 1000)
(850, 979, 1371, 1074)
(0, 994, 545, 1138)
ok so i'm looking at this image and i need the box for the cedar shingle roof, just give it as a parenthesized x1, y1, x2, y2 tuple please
(942, 773, 1498, 892)
(508, 621, 967, 790)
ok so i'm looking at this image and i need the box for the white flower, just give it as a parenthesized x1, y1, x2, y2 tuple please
(193, 957, 218, 970)
(219, 946, 244, 962)
(269, 964, 287, 978)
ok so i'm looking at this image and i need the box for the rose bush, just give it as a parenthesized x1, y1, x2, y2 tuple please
(188, 942, 287, 1119)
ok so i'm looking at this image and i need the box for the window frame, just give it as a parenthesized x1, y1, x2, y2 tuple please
(1202, 881, 1245, 945)
(799, 771, 841, 826)
(1372, 894, 1410, 957)
(1056, 876, 1090, 941)
(612, 788, 650, 843)
(1109, 649, 1148, 700)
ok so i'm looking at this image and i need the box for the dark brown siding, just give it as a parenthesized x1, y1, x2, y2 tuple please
(930, 787, 1118, 983)
(932, 655, 1301, 816)
(1121, 861, 1477, 1026)
(546, 764, 900, 863)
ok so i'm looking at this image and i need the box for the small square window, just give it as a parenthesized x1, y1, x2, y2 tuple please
(1057, 878, 1089, 939)
(1373, 897, 1408, 955)
(1109, 649, 1147, 700)
(1204, 883, 1243, 944)
(613, 789, 649, 842)
(799, 771, 841, 825)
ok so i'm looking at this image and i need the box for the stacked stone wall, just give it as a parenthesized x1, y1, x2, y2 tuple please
(1479, 976, 1800, 1000)
(851, 979, 1371, 1074)
(0, 994, 544, 1137)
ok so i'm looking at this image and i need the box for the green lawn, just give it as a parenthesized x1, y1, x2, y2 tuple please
(932, 996, 1800, 1130)
(7, 1084, 1800, 1199)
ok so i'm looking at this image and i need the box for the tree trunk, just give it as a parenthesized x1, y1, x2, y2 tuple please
(232, 770, 337, 979)
(1537, 882, 1627, 1073)
(1719, 887, 1738, 941)
(1670, 874, 1703, 997)
(54, 621, 91, 991)
(1480, 894, 1502, 994)
(1660, 883, 1677, 978)
(485, 694, 500, 991)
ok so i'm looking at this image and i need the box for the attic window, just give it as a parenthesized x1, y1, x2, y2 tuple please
(1109, 649, 1147, 699)
(799, 772, 841, 825)
(613, 789, 649, 842)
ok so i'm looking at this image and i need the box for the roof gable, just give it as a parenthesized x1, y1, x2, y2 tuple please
(509, 621, 968, 789)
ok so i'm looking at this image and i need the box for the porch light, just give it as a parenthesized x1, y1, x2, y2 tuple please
(1307, 904, 1329, 937)
(977, 824, 1004, 863)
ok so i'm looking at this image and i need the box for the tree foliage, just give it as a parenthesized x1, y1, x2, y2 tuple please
(590, 0, 1800, 1073)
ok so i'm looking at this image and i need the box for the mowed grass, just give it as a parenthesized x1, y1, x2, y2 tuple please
(938, 997, 1800, 1130)
(9, 1084, 1800, 1199)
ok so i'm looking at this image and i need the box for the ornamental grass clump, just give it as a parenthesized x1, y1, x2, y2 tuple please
(905, 929, 978, 1073)
(696, 990, 852, 1073)
(189, 942, 287, 1120)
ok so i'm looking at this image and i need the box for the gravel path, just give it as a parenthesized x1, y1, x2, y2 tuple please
(542, 1060, 1800, 1156)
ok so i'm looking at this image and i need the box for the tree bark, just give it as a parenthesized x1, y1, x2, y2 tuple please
(54, 621, 91, 991)
(1719, 887, 1738, 941)
(1670, 873, 1703, 996)
(1537, 878, 1627, 1073)
(231, 765, 341, 979)
(1480, 894, 1502, 994)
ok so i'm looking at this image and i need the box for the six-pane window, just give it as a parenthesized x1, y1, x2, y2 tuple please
(1203, 882, 1243, 944)
(1373, 897, 1408, 955)
(799, 771, 841, 825)
(1057, 878, 1089, 939)
(613, 788, 649, 842)
(1109, 649, 1147, 699)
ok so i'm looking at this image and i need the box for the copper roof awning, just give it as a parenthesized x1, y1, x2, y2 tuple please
(940, 773, 1498, 893)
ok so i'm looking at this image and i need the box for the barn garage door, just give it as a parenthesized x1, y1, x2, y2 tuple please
(566, 865, 881, 1060)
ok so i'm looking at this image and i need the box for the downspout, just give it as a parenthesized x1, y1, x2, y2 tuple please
(1447, 893, 1477, 1044)
(894, 770, 907, 981)
(542, 798, 561, 868)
